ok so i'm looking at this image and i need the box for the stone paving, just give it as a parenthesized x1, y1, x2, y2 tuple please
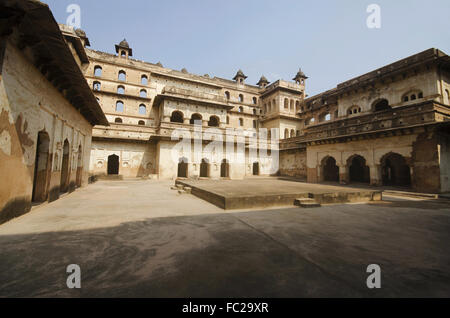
(0, 179, 449, 297)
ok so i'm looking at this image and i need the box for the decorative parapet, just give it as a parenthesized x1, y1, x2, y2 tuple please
(288, 101, 450, 145)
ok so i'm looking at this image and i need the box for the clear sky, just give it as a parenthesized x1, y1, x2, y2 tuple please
(44, 0, 450, 97)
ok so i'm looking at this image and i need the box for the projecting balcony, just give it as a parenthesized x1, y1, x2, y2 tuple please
(287, 101, 450, 144)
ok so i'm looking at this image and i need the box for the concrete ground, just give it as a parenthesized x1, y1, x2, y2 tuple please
(0, 179, 449, 297)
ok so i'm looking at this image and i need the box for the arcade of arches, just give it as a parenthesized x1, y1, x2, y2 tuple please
(316, 152, 412, 187)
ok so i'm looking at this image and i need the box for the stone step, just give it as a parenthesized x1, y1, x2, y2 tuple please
(184, 187, 192, 194)
(294, 198, 321, 208)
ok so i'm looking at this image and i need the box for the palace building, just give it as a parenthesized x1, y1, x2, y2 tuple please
(85, 38, 450, 194)
(85, 40, 306, 180)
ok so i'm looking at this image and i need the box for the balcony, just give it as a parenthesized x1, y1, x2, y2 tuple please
(286, 101, 450, 144)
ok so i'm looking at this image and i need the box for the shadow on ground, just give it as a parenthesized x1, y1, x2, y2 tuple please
(1, 198, 449, 298)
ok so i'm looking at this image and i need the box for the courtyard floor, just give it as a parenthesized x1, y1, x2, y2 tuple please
(0, 179, 450, 297)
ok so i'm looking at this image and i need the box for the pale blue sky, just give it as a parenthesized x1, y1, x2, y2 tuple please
(45, 0, 450, 96)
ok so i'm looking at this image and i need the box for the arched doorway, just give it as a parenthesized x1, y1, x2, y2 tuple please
(107, 154, 119, 175)
(177, 157, 188, 178)
(60, 139, 70, 193)
(208, 116, 219, 127)
(32, 131, 50, 202)
(348, 155, 370, 183)
(322, 156, 339, 182)
(381, 153, 411, 186)
(373, 99, 391, 112)
(76, 145, 83, 187)
(200, 158, 209, 178)
(253, 162, 259, 176)
(220, 159, 229, 178)
(170, 111, 184, 123)
(190, 113, 202, 125)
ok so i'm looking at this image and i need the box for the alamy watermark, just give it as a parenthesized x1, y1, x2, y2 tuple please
(66, 264, 81, 289)
(66, 4, 81, 29)
(366, 4, 381, 29)
(170, 126, 280, 174)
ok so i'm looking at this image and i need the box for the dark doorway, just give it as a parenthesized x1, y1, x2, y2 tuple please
(373, 99, 391, 112)
(200, 159, 209, 178)
(190, 114, 202, 125)
(348, 155, 370, 183)
(170, 111, 184, 123)
(32, 131, 50, 202)
(177, 157, 188, 178)
(252, 162, 259, 176)
(382, 153, 411, 186)
(107, 154, 119, 175)
(60, 139, 70, 193)
(322, 156, 339, 182)
(76, 145, 83, 187)
(220, 159, 229, 178)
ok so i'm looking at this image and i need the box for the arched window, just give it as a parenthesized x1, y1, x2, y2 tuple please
(268, 101, 272, 113)
(296, 101, 300, 112)
(139, 104, 146, 115)
(253, 120, 257, 129)
(290, 99, 294, 111)
(118, 70, 126, 81)
(253, 97, 257, 104)
(116, 101, 124, 112)
(225, 91, 230, 100)
(190, 113, 202, 125)
(373, 99, 391, 112)
(120, 51, 126, 58)
(141, 75, 148, 85)
(284, 98, 289, 109)
(140, 89, 147, 98)
(208, 116, 220, 127)
(347, 105, 361, 116)
(239, 94, 244, 103)
(226, 116, 230, 124)
(284, 128, 289, 139)
(238, 106, 243, 113)
(138, 120, 145, 125)
(446, 89, 450, 104)
(94, 66, 102, 77)
(115, 117, 122, 123)
(238, 118, 244, 127)
(305, 117, 315, 126)
(290, 129, 295, 138)
(170, 111, 184, 123)
(93, 81, 101, 91)
(117, 86, 125, 94)
(319, 112, 331, 122)
(253, 108, 257, 115)
(402, 90, 423, 103)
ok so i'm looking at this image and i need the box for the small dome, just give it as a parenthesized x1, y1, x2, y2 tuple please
(256, 75, 269, 86)
(293, 68, 308, 81)
(233, 69, 247, 81)
(119, 39, 129, 48)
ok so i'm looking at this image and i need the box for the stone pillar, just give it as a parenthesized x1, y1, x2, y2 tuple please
(370, 164, 382, 186)
(202, 120, 208, 127)
(163, 116, 170, 123)
(183, 118, 190, 125)
(338, 165, 348, 184)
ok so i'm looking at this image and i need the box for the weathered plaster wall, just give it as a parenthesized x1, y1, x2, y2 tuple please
(279, 149, 307, 178)
(0, 40, 93, 224)
(90, 139, 157, 177)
